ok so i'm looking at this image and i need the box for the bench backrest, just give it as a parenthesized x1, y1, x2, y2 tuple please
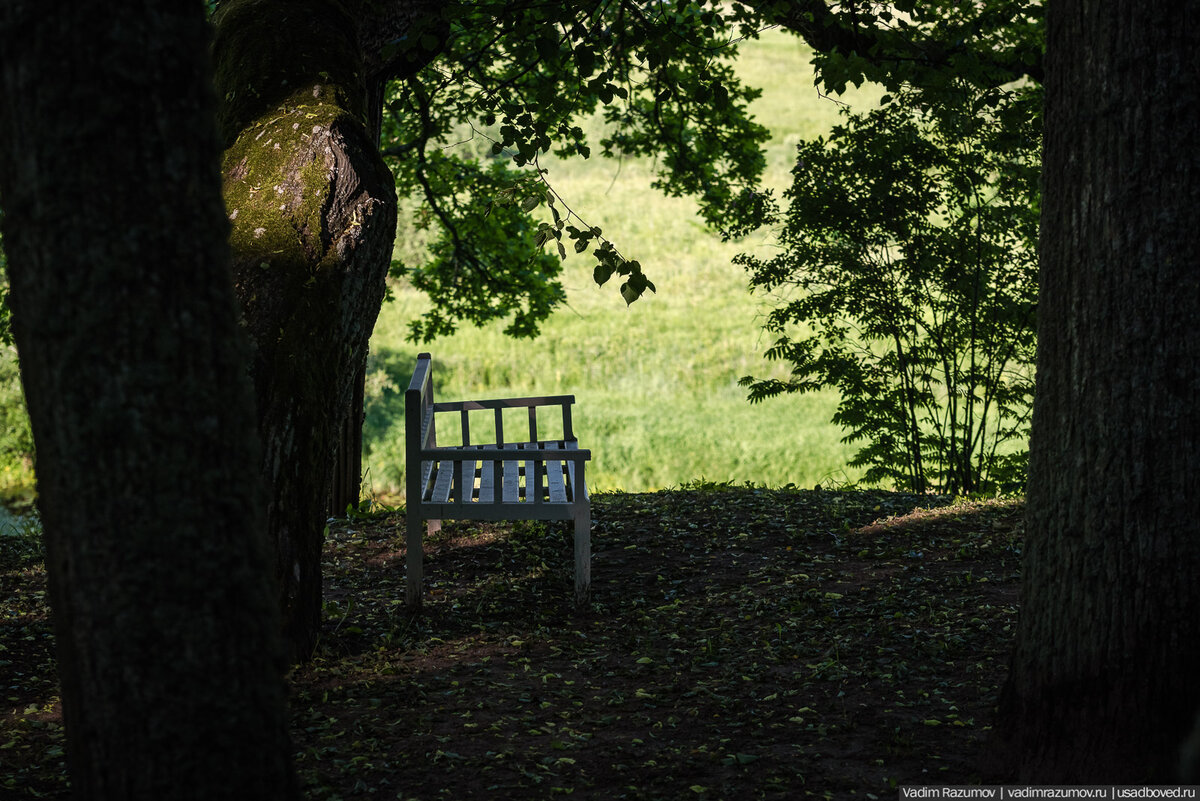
(436, 396, 576, 446)
(405, 353, 437, 503)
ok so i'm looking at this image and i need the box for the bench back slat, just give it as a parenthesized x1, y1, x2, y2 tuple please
(433, 396, 576, 447)
(529, 445, 542, 505)
(562, 403, 574, 441)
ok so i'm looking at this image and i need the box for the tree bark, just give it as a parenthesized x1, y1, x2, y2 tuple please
(0, 3, 297, 798)
(212, 0, 399, 661)
(329, 362, 366, 516)
(997, 0, 1200, 782)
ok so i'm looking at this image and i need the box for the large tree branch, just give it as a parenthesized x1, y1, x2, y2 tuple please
(745, 0, 1044, 87)
(356, 0, 451, 83)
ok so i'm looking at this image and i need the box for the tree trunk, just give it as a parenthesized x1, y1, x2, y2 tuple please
(329, 362, 366, 516)
(212, 0, 398, 662)
(0, 4, 298, 798)
(997, 0, 1200, 782)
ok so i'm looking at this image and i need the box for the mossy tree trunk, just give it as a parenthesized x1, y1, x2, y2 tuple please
(997, 0, 1200, 781)
(0, 4, 298, 797)
(212, 0, 421, 662)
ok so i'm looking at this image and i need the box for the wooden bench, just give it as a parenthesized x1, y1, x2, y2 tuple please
(404, 352, 592, 608)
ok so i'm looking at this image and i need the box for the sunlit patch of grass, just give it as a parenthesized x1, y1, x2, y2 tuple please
(365, 31, 886, 497)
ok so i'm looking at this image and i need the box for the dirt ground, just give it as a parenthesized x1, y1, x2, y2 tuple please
(1, 486, 1023, 799)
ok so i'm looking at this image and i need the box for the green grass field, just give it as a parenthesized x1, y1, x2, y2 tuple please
(363, 31, 883, 496)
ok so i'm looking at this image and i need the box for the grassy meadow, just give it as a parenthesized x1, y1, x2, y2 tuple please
(363, 31, 884, 497)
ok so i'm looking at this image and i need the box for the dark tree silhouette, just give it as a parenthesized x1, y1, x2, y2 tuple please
(998, 0, 1200, 781)
(0, 3, 298, 797)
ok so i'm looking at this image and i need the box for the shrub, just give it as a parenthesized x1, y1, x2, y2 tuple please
(738, 86, 1040, 494)
(0, 233, 34, 503)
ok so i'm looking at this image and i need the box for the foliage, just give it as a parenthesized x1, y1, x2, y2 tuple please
(388, 153, 568, 340)
(0, 221, 10, 347)
(804, 0, 1044, 99)
(0, 226, 33, 503)
(1, 486, 1024, 796)
(0, 347, 33, 481)
(739, 82, 1040, 494)
(383, 1, 770, 340)
(363, 32, 871, 496)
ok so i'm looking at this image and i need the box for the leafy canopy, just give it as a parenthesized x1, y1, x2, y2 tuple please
(0, 226, 9, 348)
(381, 0, 771, 340)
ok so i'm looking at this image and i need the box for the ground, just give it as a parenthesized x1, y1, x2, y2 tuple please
(0, 486, 1022, 798)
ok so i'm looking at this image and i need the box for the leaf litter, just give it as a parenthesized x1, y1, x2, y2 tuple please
(1, 486, 1022, 798)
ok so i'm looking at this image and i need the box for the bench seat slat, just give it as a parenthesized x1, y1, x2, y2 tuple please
(546, 442, 567, 503)
(459, 459, 475, 503)
(477, 457, 495, 504)
(430, 459, 453, 504)
(502, 447, 520, 503)
(418, 441, 587, 508)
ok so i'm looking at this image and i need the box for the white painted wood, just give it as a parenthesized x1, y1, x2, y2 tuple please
(405, 511, 423, 607)
(546, 442, 567, 504)
(459, 459, 475, 503)
(431, 460, 453, 504)
(405, 353, 592, 609)
(502, 451, 519, 503)
(478, 458, 495, 503)
(574, 511, 590, 608)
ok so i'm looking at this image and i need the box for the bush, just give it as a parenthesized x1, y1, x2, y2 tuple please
(0, 233, 34, 503)
(738, 86, 1040, 494)
(0, 347, 34, 502)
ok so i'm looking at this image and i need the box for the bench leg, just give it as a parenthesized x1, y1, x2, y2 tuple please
(406, 512, 424, 608)
(573, 509, 591, 608)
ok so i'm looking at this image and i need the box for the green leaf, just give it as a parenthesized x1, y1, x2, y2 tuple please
(620, 281, 639, 305)
(574, 44, 596, 78)
(712, 82, 730, 110)
(534, 34, 559, 63)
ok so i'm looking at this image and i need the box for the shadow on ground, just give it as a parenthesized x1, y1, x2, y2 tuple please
(0, 487, 1023, 798)
(298, 486, 1023, 799)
